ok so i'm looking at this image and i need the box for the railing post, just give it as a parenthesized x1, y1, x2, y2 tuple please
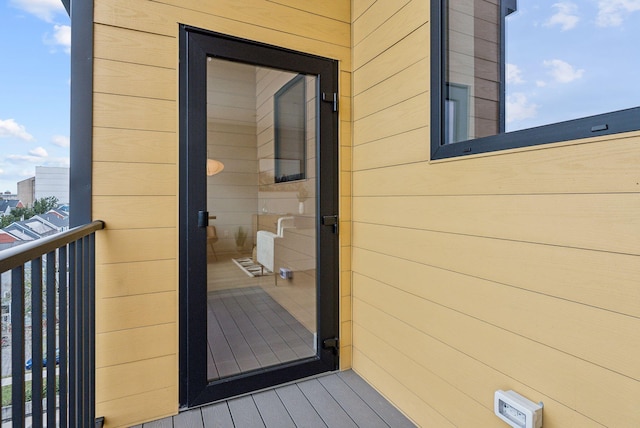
(11, 266, 25, 428)
(45, 251, 57, 427)
(68, 240, 77, 427)
(59, 247, 68, 428)
(31, 258, 43, 427)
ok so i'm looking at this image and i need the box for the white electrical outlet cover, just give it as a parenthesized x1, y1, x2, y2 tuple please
(494, 390, 543, 428)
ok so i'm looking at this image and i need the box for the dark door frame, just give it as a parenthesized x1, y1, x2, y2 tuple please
(178, 25, 340, 407)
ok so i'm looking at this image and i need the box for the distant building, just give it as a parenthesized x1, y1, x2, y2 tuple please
(17, 176, 35, 207)
(0, 200, 24, 216)
(0, 208, 69, 251)
(35, 166, 69, 205)
(0, 191, 18, 200)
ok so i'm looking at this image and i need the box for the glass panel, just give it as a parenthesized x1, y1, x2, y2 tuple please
(205, 58, 318, 381)
(444, 0, 640, 142)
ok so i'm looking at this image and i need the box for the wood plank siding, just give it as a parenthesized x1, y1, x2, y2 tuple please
(92, 1, 351, 426)
(352, 1, 640, 428)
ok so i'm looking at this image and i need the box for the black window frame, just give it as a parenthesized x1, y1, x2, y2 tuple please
(431, 0, 640, 160)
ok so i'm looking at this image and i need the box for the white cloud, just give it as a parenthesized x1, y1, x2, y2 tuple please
(597, 0, 640, 27)
(506, 63, 525, 84)
(0, 169, 4, 175)
(44, 25, 71, 54)
(536, 80, 547, 87)
(546, 2, 580, 30)
(544, 59, 584, 83)
(9, 0, 65, 23)
(7, 154, 42, 163)
(0, 119, 34, 141)
(507, 93, 538, 123)
(50, 157, 70, 168)
(51, 135, 70, 148)
(6, 154, 67, 167)
(29, 147, 48, 158)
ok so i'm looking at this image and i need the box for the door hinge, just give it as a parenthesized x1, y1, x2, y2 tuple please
(322, 92, 338, 112)
(323, 337, 339, 353)
(322, 215, 339, 234)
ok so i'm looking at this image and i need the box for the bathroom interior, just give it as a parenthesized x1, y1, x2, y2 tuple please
(204, 57, 319, 381)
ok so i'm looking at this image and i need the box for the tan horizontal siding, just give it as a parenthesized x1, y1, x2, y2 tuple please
(353, 23, 428, 95)
(94, 24, 176, 68)
(96, 229, 176, 264)
(95, 0, 351, 71)
(96, 291, 176, 333)
(97, 323, 177, 368)
(353, 300, 608, 428)
(94, 93, 176, 132)
(93, 162, 176, 196)
(351, 1, 640, 427)
(352, 248, 640, 378)
(354, 194, 640, 255)
(94, 58, 176, 100)
(93, 128, 176, 164)
(266, 0, 351, 22)
(96, 355, 176, 403)
(95, 259, 176, 299)
(353, 134, 640, 195)
(96, 386, 177, 428)
(353, 0, 428, 70)
(353, 273, 640, 427)
(353, 222, 640, 327)
(93, 0, 351, 426)
(93, 196, 177, 230)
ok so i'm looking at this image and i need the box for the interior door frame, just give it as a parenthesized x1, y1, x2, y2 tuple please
(178, 25, 340, 407)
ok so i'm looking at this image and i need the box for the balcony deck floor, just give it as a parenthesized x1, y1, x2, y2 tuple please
(131, 370, 416, 428)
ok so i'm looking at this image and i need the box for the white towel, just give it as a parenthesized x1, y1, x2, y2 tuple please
(256, 230, 277, 272)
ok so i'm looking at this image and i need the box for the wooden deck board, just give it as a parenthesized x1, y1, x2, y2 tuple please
(338, 370, 416, 428)
(135, 371, 415, 427)
(252, 389, 296, 428)
(227, 395, 266, 428)
(172, 408, 204, 427)
(201, 402, 234, 428)
(317, 374, 390, 427)
(207, 286, 315, 381)
(297, 378, 358, 428)
(275, 384, 327, 428)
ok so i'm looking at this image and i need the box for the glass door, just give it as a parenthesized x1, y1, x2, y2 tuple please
(180, 27, 339, 406)
(205, 59, 318, 381)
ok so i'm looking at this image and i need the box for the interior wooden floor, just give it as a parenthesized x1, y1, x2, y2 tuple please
(206, 253, 316, 381)
(131, 370, 417, 428)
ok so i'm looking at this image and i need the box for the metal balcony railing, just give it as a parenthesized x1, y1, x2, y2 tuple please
(0, 220, 104, 428)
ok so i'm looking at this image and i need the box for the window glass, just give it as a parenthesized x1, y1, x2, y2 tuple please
(436, 0, 640, 156)
(505, 1, 640, 132)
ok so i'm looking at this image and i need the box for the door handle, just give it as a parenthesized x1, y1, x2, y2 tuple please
(198, 211, 209, 228)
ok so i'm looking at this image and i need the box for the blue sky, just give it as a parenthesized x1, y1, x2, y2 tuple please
(0, 0, 70, 194)
(505, 0, 640, 131)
